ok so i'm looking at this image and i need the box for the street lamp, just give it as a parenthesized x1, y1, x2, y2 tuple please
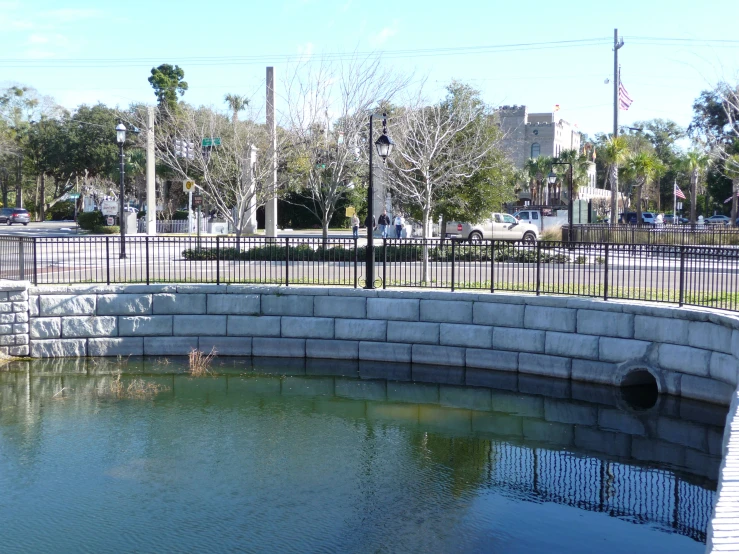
(549, 160, 574, 241)
(366, 113, 394, 289)
(116, 121, 127, 258)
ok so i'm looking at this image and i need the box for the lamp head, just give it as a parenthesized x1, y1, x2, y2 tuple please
(115, 122, 127, 145)
(374, 133, 394, 161)
(547, 170, 557, 185)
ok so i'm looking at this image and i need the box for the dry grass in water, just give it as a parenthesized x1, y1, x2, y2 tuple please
(105, 371, 169, 400)
(189, 347, 217, 377)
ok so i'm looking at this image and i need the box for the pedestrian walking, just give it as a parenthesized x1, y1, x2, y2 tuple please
(394, 213, 404, 239)
(378, 210, 391, 239)
(365, 213, 376, 233)
(351, 213, 360, 239)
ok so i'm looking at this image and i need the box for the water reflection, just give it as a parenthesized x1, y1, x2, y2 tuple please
(0, 357, 726, 553)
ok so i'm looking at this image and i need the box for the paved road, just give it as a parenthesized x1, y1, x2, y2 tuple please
(0, 221, 82, 236)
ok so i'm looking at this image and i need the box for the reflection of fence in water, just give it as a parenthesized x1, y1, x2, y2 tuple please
(490, 443, 714, 543)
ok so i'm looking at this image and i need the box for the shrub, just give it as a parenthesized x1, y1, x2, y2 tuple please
(77, 211, 105, 230)
(93, 225, 120, 234)
(47, 201, 75, 221)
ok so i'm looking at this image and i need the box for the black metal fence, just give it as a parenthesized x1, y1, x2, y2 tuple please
(1, 234, 738, 312)
(573, 224, 739, 246)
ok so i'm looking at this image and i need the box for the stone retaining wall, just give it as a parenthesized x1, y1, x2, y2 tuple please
(21, 283, 739, 406)
(0, 282, 30, 357)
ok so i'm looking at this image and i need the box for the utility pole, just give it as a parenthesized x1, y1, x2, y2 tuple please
(146, 106, 156, 235)
(265, 66, 278, 238)
(610, 29, 624, 222)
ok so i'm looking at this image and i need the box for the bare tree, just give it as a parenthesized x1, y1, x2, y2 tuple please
(281, 54, 409, 242)
(386, 82, 504, 282)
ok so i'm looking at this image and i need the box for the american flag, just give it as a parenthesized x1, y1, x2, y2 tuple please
(674, 183, 686, 199)
(618, 82, 633, 111)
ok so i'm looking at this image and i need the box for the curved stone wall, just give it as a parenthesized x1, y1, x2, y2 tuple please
(17, 283, 739, 406)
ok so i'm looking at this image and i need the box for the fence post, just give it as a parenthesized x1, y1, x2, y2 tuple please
(490, 240, 495, 293)
(32, 238, 38, 285)
(18, 238, 24, 280)
(353, 238, 358, 289)
(105, 236, 110, 285)
(679, 245, 685, 307)
(382, 238, 387, 289)
(603, 243, 609, 301)
(451, 239, 456, 292)
(145, 236, 150, 285)
(216, 236, 220, 285)
(536, 241, 541, 296)
(285, 236, 290, 287)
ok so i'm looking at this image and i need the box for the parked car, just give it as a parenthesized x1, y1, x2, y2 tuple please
(705, 215, 732, 225)
(446, 212, 539, 243)
(663, 215, 689, 224)
(0, 208, 30, 226)
(619, 211, 656, 225)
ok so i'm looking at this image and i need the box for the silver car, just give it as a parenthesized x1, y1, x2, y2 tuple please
(0, 208, 30, 226)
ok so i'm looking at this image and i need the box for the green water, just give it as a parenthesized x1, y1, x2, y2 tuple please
(0, 357, 723, 553)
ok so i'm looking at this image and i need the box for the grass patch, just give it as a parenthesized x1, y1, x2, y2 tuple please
(189, 347, 217, 377)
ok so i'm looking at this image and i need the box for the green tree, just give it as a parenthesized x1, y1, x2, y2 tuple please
(680, 151, 711, 223)
(224, 94, 249, 124)
(148, 64, 188, 113)
(524, 155, 554, 205)
(725, 154, 739, 226)
(625, 151, 664, 224)
(633, 119, 685, 210)
(600, 135, 629, 223)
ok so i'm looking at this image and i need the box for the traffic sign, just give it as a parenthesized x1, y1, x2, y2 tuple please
(345, 206, 356, 217)
(106, 216, 115, 226)
(202, 138, 221, 147)
(192, 194, 203, 207)
(101, 200, 119, 216)
(183, 179, 196, 193)
(68, 193, 80, 200)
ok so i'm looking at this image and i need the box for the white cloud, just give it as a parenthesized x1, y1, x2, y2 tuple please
(369, 21, 398, 47)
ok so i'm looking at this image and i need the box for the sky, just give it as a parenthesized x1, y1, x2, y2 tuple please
(1, 0, 738, 141)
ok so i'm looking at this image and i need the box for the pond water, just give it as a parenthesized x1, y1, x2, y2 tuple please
(0, 357, 726, 553)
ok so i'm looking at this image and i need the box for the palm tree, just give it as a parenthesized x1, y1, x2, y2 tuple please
(682, 151, 711, 224)
(626, 151, 663, 224)
(524, 156, 553, 205)
(600, 136, 629, 224)
(725, 154, 739, 227)
(556, 149, 589, 203)
(224, 94, 249, 124)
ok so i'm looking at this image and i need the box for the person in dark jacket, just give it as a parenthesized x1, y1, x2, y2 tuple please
(378, 210, 391, 238)
(364, 214, 376, 232)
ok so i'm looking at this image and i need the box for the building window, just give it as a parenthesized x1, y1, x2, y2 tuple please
(531, 143, 540, 158)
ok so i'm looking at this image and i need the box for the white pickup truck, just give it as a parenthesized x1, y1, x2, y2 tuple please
(446, 212, 539, 243)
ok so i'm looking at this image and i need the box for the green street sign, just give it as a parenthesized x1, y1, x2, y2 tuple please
(202, 137, 221, 147)
(68, 193, 80, 199)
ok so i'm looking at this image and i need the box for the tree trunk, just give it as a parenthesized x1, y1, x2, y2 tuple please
(422, 207, 431, 285)
(732, 179, 738, 228)
(635, 183, 643, 224)
(690, 171, 698, 224)
(609, 164, 618, 225)
(322, 216, 330, 248)
(15, 157, 22, 208)
(39, 174, 45, 222)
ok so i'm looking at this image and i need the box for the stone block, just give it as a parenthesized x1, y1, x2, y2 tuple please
(524, 306, 576, 332)
(684, 450, 720, 480)
(367, 298, 419, 321)
(119, 316, 173, 336)
(518, 353, 571, 379)
(227, 316, 281, 337)
(88, 338, 144, 357)
(14, 334, 28, 345)
(688, 321, 733, 354)
(12, 301, 28, 313)
(197, 337, 252, 356)
(465, 348, 518, 371)
(358, 342, 412, 363)
(252, 338, 306, 358)
(387, 321, 439, 345)
(491, 391, 543, 418)
(0, 314, 12, 324)
(176, 284, 226, 294)
(658, 344, 710, 376)
(39, 295, 95, 316)
(8, 290, 27, 301)
(281, 316, 334, 339)
(96, 294, 152, 315)
(657, 417, 707, 450)
(492, 327, 545, 353)
(0, 335, 14, 346)
(733, 330, 739, 360)
(711, 352, 739, 386)
(574, 427, 631, 458)
(0, 303, 10, 313)
(545, 332, 599, 359)
(412, 364, 465, 385)
(30, 318, 61, 339)
(681, 375, 734, 405)
(313, 296, 366, 319)
(0, 324, 11, 335)
(631, 437, 685, 466)
(358, 361, 410, 381)
(634, 315, 688, 344)
(420, 300, 473, 324)
(9, 345, 29, 356)
(30, 339, 86, 357)
(412, 344, 465, 366)
(12, 323, 28, 334)
(306, 339, 358, 360)
(466, 369, 518, 391)
(598, 408, 646, 435)
(207, 294, 260, 315)
(335, 319, 387, 341)
(62, 316, 117, 338)
(544, 398, 597, 426)
(439, 323, 492, 349)
(14, 312, 28, 323)
(471, 413, 523, 437)
(152, 293, 206, 315)
(598, 337, 651, 363)
(577, 310, 633, 338)
(261, 295, 313, 316)
(143, 337, 198, 356)
(29, 296, 39, 317)
(173, 315, 227, 336)
(335, 378, 386, 401)
(387, 382, 439, 404)
(440, 385, 491, 411)
(571, 359, 618, 385)
(472, 302, 524, 327)
(522, 420, 574, 446)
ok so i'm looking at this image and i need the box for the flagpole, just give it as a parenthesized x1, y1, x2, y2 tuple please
(673, 179, 677, 225)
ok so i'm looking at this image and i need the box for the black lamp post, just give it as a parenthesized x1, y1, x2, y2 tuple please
(365, 113, 393, 289)
(116, 122, 127, 258)
(549, 161, 573, 241)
